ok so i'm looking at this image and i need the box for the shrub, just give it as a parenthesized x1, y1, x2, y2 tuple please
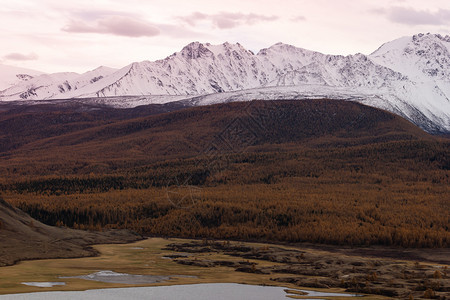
(423, 288, 435, 299)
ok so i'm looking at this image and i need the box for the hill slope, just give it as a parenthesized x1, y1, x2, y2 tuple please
(0, 197, 141, 267)
(0, 99, 435, 179)
(0, 100, 448, 249)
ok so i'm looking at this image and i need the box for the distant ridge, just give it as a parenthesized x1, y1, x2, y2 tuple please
(0, 33, 449, 133)
(0, 64, 44, 90)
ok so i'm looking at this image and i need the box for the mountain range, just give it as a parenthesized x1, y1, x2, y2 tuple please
(0, 64, 44, 91)
(0, 33, 449, 134)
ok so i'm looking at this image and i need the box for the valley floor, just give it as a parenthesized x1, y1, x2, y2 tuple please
(0, 238, 448, 299)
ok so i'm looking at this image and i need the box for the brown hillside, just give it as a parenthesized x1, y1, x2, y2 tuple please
(0, 99, 435, 179)
(1, 99, 448, 248)
(0, 100, 190, 154)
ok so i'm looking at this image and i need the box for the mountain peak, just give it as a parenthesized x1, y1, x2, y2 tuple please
(0, 64, 45, 91)
(371, 33, 450, 57)
(91, 65, 117, 73)
(369, 33, 450, 82)
(1, 34, 449, 133)
(257, 42, 315, 57)
(180, 42, 214, 59)
(412, 33, 450, 44)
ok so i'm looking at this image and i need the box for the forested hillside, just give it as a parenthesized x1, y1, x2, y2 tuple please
(1, 100, 448, 247)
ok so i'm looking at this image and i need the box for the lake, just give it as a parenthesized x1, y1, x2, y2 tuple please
(0, 283, 360, 299)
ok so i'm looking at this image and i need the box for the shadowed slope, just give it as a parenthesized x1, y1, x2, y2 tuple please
(0, 197, 141, 267)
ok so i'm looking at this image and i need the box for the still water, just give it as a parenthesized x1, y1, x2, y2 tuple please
(0, 283, 360, 299)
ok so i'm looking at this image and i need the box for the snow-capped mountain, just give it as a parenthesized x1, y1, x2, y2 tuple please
(0, 64, 44, 91)
(1, 33, 449, 133)
(0, 66, 117, 100)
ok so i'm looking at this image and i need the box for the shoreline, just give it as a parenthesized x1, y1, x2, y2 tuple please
(1, 238, 448, 298)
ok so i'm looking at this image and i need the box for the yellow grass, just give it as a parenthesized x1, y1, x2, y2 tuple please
(0, 238, 386, 299)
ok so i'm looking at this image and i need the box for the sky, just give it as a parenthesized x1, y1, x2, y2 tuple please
(0, 0, 449, 73)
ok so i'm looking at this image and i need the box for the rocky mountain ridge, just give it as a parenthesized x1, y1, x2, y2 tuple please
(0, 33, 449, 133)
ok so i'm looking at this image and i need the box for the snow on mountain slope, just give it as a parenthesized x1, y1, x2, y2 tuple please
(0, 34, 449, 133)
(0, 66, 117, 100)
(370, 33, 450, 81)
(1, 41, 406, 100)
(368, 33, 450, 132)
(178, 83, 448, 133)
(0, 64, 44, 91)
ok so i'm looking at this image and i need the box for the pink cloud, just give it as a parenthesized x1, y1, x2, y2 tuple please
(62, 16, 160, 37)
(214, 17, 237, 29)
(291, 15, 306, 22)
(72, 9, 139, 22)
(3, 52, 38, 61)
(180, 12, 208, 26)
(179, 11, 278, 29)
(373, 7, 450, 25)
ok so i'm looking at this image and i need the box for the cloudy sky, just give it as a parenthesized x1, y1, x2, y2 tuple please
(1, 0, 449, 73)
